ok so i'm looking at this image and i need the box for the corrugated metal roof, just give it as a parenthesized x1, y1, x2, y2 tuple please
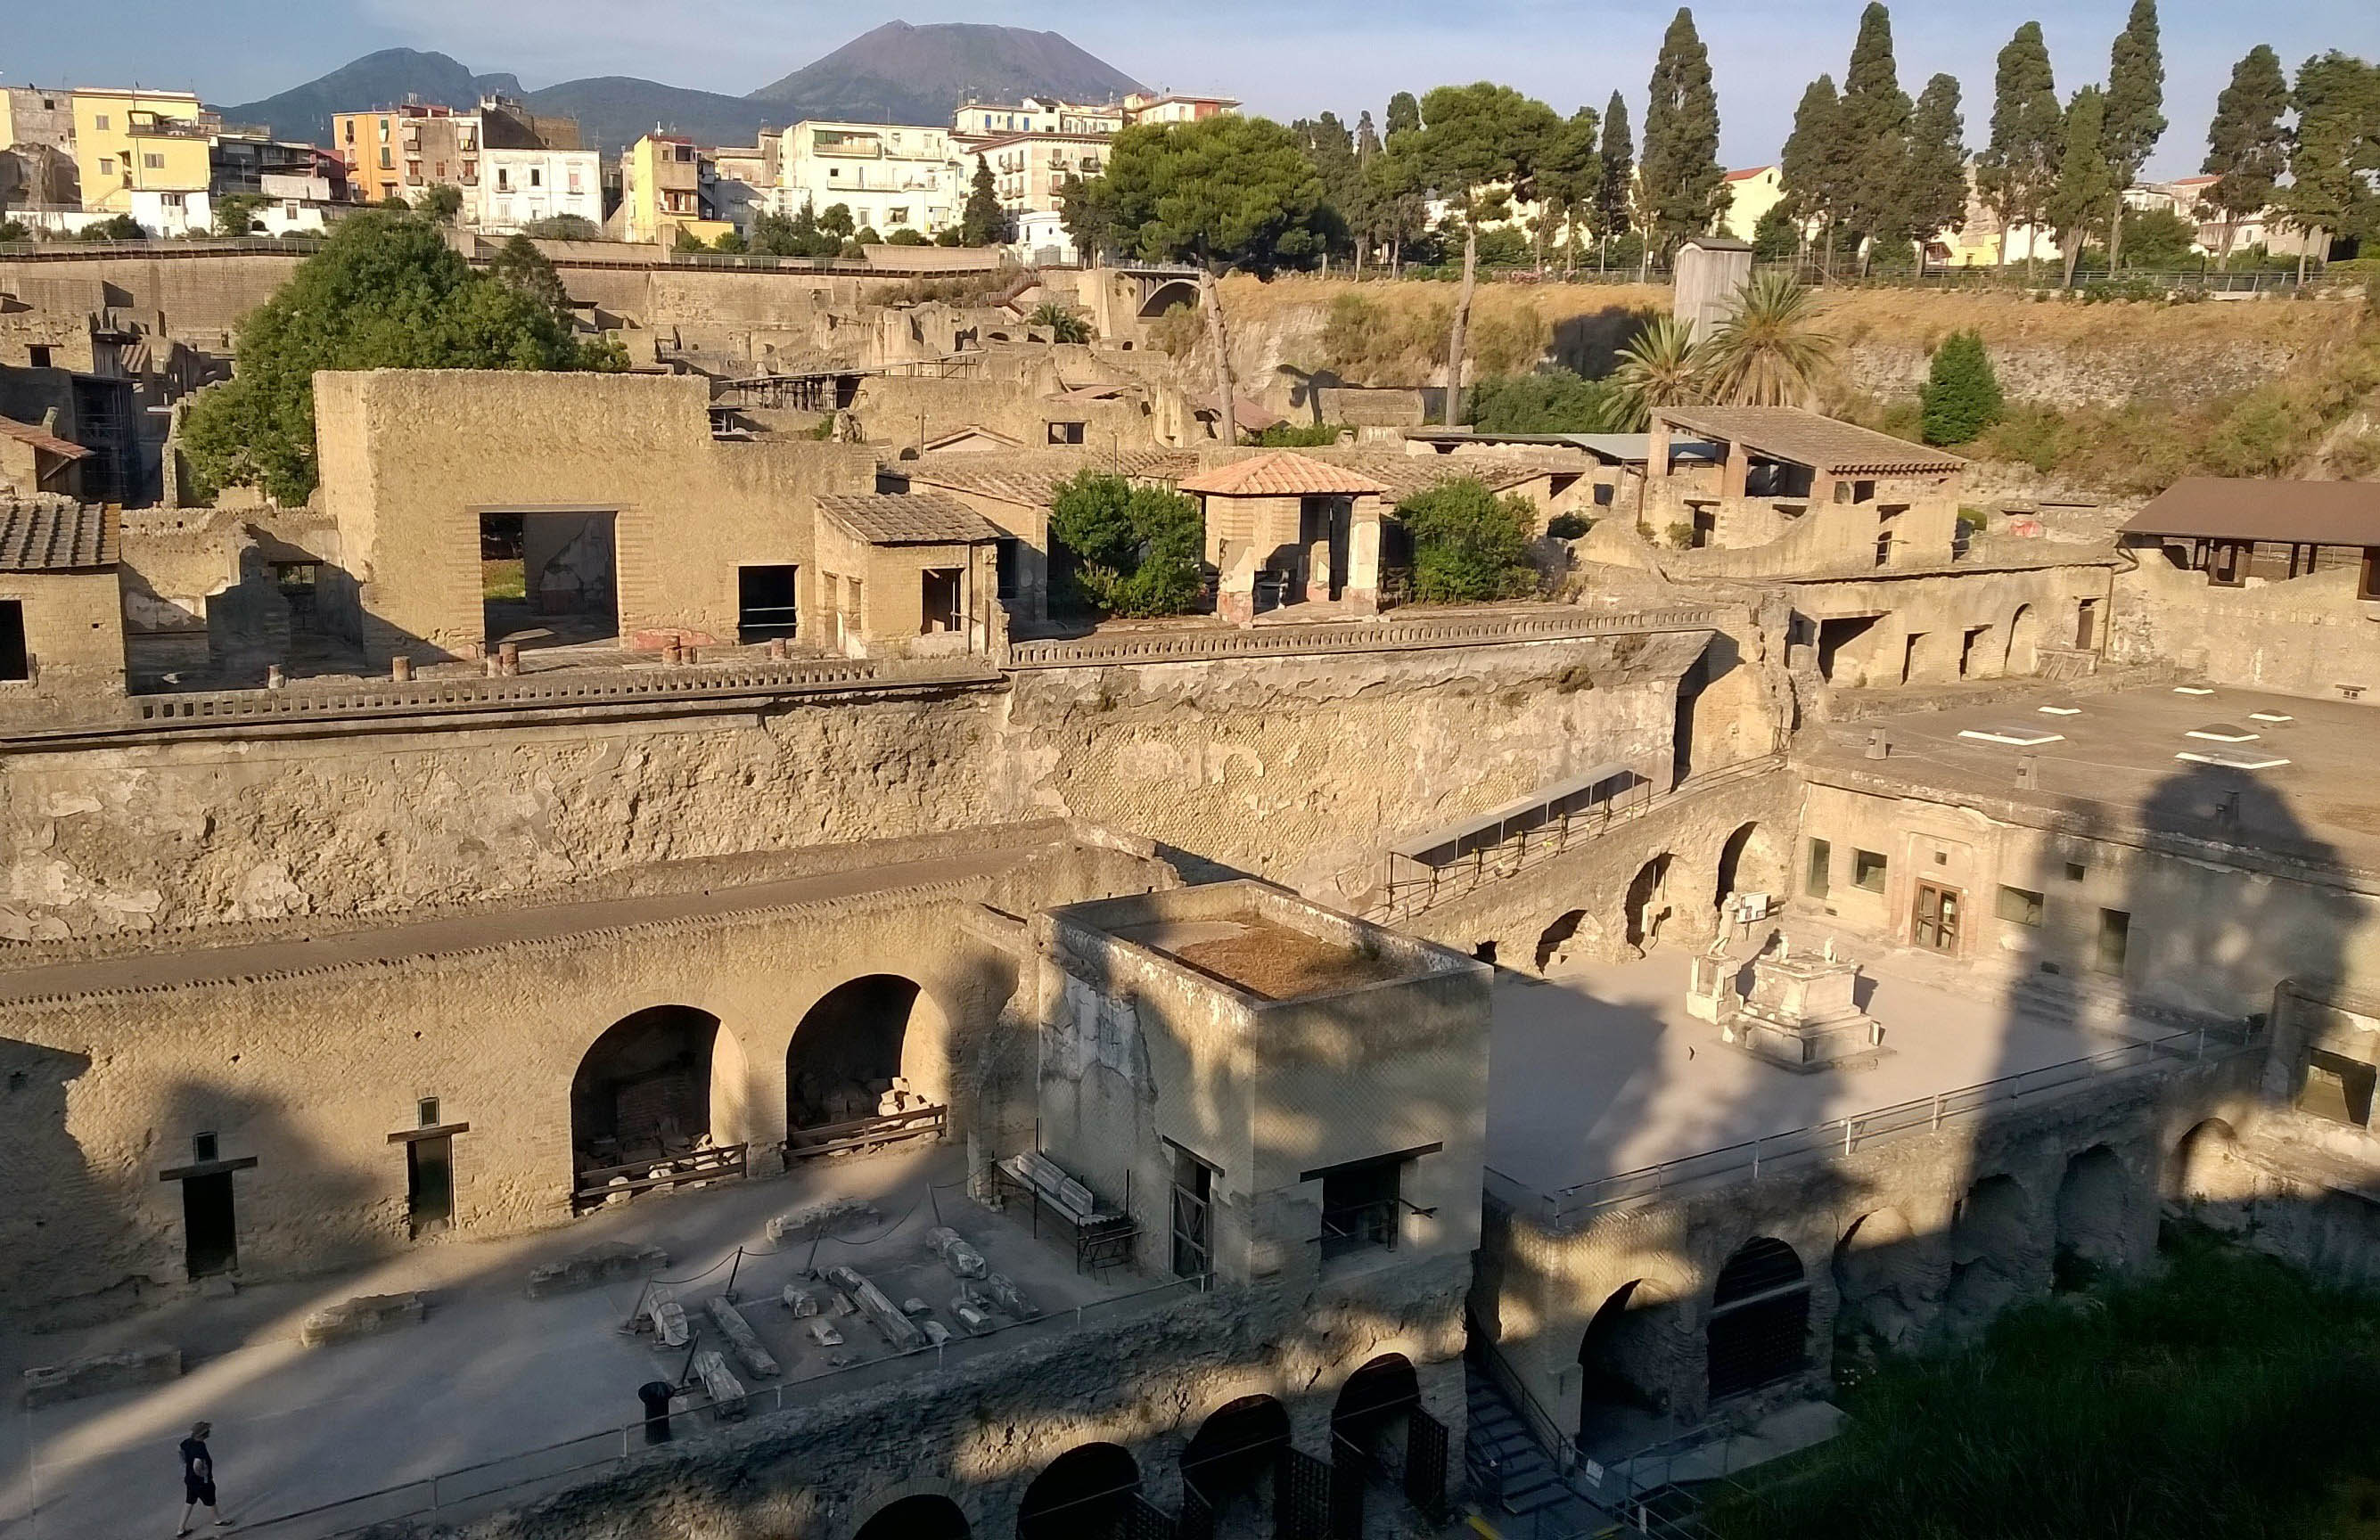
(1655, 407, 1966, 474)
(1178, 452, 1391, 497)
(816, 490, 1005, 545)
(2121, 478, 2380, 546)
(0, 495, 116, 570)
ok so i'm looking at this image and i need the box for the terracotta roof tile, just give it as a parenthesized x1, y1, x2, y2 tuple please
(0, 417, 92, 461)
(816, 491, 1005, 545)
(1654, 407, 1966, 475)
(0, 495, 116, 570)
(1178, 452, 1391, 498)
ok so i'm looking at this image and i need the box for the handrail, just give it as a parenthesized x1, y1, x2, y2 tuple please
(1506, 1020, 2253, 1231)
(1466, 1317, 1577, 1480)
(1008, 606, 1719, 669)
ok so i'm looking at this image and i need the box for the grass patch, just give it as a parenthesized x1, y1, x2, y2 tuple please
(481, 559, 526, 602)
(1705, 1229, 2380, 1540)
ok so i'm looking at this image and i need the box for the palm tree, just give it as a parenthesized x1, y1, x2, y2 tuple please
(1611, 315, 1703, 429)
(1030, 302, 1093, 344)
(1695, 272, 1837, 408)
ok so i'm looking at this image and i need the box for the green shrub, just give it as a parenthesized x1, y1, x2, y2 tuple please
(885, 228, 930, 246)
(1251, 422, 1347, 447)
(1975, 404, 2072, 474)
(1048, 471, 1204, 618)
(1468, 369, 1630, 434)
(1919, 331, 2004, 446)
(1546, 512, 1593, 540)
(1397, 479, 1537, 602)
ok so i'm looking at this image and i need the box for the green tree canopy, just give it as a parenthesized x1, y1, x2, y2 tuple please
(1697, 272, 1836, 408)
(1468, 370, 1630, 433)
(1639, 7, 1729, 255)
(1780, 75, 1848, 262)
(1900, 74, 1970, 259)
(2275, 52, 2380, 264)
(1384, 92, 1423, 139)
(1400, 83, 1564, 212)
(214, 193, 267, 237)
(2048, 86, 2119, 283)
(1594, 91, 1636, 255)
(1047, 471, 1204, 617)
(1919, 330, 2004, 446)
(521, 214, 603, 242)
(1396, 479, 1538, 603)
(1068, 115, 1331, 273)
(488, 233, 570, 312)
(1837, 3, 1914, 264)
(179, 209, 622, 505)
(962, 156, 1006, 246)
(414, 183, 464, 225)
(2103, 0, 2168, 263)
(2202, 45, 2290, 251)
(1977, 22, 2062, 263)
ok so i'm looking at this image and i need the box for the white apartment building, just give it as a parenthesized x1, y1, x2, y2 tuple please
(478, 145, 600, 233)
(776, 120, 964, 237)
(951, 97, 1124, 146)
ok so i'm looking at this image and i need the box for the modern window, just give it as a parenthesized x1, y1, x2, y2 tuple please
(529, 168, 542, 188)
(142, 152, 164, 170)
(27, 346, 53, 368)
(921, 569, 963, 634)
(97, 157, 114, 176)
(1851, 848, 1889, 893)
(1996, 885, 2044, 926)
(2095, 908, 2131, 974)
(1804, 838, 1831, 899)
(1306, 1146, 1434, 1262)
(94, 114, 109, 130)
(1047, 421, 1087, 446)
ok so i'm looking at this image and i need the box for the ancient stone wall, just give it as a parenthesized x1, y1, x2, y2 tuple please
(2111, 555, 2380, 704)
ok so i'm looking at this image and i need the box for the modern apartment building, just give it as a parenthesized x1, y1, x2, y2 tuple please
(776, 120, 965, 238)
(331, 102, 474, 208)
(70, 88, 205, 216)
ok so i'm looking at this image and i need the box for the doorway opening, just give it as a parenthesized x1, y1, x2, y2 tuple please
(1624, 855, 1674, 951)
(853, 1494, 969, 1540)
(921, 568, 964, 634)
(406, 1135, 455, 1237)
(1578, 1281, 1669, 1449)
(1182, 1395, 1292, 1531)
(481, 510, 619, 652)
(1912, 881, 1962, 953)
(787, 975, 921, 1130)
(569, 1005, 719, 1181)
(1018, 1444, 1141, 1540)
(0, 600, 26, 681)
(1170, 1143, 1214, 1278)
(183, 1172, 238, 1278)
(1706, 1237, 1810, 1402)
(737, 564, 800, 643)
(1815, 614, 1882, 684)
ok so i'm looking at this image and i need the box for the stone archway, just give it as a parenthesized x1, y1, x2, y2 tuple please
(1833, 1208, 1931, 1353)
(855, 1494, 970, 1540)
(1181, 1394, 1292, 1536)
(1578, 1280, 1672, 1449)
(2004, 603, 2042, 676)
(1944, 1173, 2032, 1332)
(2171, 1118, 2257, 1216)
(569, 1005, 721, 1183)
(1535, 909, 1590, 971)
(1705, 1237, 1810, 1403)
(2054, 1144, 2130, 1279)
(1017, 1443, 1141, 1540)
(1712, 821, 1782, 913)
(1624, 855, 1675, 952)
(787, 975, 923, 1131)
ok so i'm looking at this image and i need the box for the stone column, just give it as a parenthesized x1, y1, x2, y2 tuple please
(1346, 496, 1383, 614)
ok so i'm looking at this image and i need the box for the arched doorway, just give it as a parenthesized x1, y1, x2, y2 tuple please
(2171, 1118, 2253, 1212)
(787, 975, 922, 1130)
(1578, 1281, 1669, 1449)
(1945, 1174, 2031, 1331)
(1712, 822, 1775, 912)
(1535, 909, 1588, 971)
(1624, 855, 1674, 952)
(1705, 1237, 1810, 1402)
(1833, 1208, 1928, 1354)
(2004, 603, 2041, 676)
(1017, 1444, 1140, 1540)
(1330, 1356, 1424, 1536)
(2054, 1145, 2130, 1280)
(1181, 1395, 1292, 1535)
(569, 1005, 720, 1181)
(856, 1494, 969, 1540)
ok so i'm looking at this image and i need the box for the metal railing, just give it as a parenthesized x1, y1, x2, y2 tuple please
(1006, 605, 1720, 669)
(226, 1271, 1215, 1540)
(1493, 1021, 2254, 1232)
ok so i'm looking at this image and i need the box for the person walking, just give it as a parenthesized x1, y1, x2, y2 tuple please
(176, 1421, 231, 1535)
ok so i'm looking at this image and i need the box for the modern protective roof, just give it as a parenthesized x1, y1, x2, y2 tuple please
(1654, 407, 1967, 475)
(815, 491, 1005, 545)
(0, 495, 116, 570)
(2121, 479, 2380, 546)
(1178, 451, 1391, 498)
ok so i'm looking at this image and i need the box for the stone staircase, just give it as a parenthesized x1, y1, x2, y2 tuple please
(1464, 1371, 1613, 1536)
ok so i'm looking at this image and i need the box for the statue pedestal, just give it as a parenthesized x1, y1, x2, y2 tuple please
(1726, 947, 1887, 1073)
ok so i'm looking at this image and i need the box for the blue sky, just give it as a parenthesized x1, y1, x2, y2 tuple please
(11, 1, 2376, 179)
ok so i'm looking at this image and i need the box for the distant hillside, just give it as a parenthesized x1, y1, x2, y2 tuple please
(521, 79, 779, 152)
(748, 20, 1145, 124)
(223, 49, 521, 143)
(220, 23, 1145, 153)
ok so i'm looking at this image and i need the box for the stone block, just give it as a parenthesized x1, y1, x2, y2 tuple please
(828, 1265, 927, 1351)
(299, 1293, 425, 1348)
(982, 1273, 1037, 1319)
(21, 1345, 181, 1408)
(765, 1197, 881, 1244)
(705, 1297, 782, 1380)
(952, 1302, 996, 1336)
(526, 1241, 669, 1299)
(922, 1319, 952, 1346)
(690, 1349, 746, 1420)
(782, 1285, 819, 1316)
(644, 1285, 690, 1348)
(807, 1319, 844, 1348)
(926, 1225, 986, 1279)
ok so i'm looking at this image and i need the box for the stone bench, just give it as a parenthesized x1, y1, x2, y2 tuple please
(21, 1345, 182, 1408)
(299, 1293, 425, 1348)
(525, 1241, 669, 1298)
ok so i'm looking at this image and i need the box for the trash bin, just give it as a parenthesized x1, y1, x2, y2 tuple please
(638, 1380, 676, 1445)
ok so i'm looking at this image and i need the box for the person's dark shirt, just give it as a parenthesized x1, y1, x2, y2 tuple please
(179, 1438, 211, 1483)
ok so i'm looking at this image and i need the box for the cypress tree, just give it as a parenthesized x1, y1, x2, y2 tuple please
(2201, 45, 2290, 262)
(2275, 53, 2380, 281)
(1976, 22, 2061, 267)
(2047, 86, 2117, 287)
(1639, 7, 1727, 257)
(1919, 329, 2003, 446)
(1384, 92, 1422, 139)
(1837, 2, 1914, 272)
(1595, 91, 1635, 271)
(2101, 0, 2166, 268)
(962, 155, 1006, 247)
(1779, 76, 1847, 273)
(1900, 74, 1970, 266)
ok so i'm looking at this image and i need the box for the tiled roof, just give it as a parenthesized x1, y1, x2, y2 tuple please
(0, 416, 92, 461)
(899, 448, 1199, 506)
(0, 495, 117, 570)
(1654, 407, 1966, 474)
(1178, 452, 1391, 498)
(1299, 449, 1566, 502)
(816, 490, 1005, 545)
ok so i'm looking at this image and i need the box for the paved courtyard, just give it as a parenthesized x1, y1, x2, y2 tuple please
(0, 1144, 1162, 1540)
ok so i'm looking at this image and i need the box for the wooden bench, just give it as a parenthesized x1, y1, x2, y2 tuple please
(994, 1151, 1141, 1274)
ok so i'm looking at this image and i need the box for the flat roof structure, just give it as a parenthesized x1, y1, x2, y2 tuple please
(1795, 684, 2380, 877)
(1654, 407, 1966, 476)
(1404, 430, 1720, 466)
(816, 491, 1004, 545)
(2121, 478, 2380, 546)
